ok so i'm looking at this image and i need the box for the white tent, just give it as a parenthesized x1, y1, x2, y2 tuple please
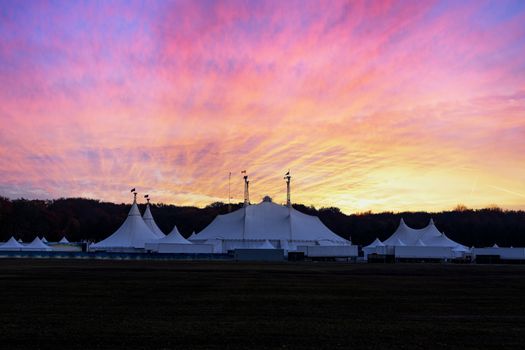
(363, 238, 386, 259)
(91, 199, 159, 250)
(142, 204, 165, 238)
(145, 225, 213, 253)
(22, 237, 53, 251)
(188, 232, 198, 240)
(384, 218, 466, 248)
(365, 238, 385, 249)
(256, 240, 275, 249)
(145, 225, 192, 252)
(41, 236, 48, 243)
(0, 236, 25, 251)
(192, 197, 349, 253)
(59, 236, 70, 244)
(381, 218, 468, 259)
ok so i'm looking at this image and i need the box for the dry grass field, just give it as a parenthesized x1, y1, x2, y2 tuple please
(1, 259, 524, 349)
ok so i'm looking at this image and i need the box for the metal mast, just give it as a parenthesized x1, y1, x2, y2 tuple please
(243, 174, 250, 207)
(284, 170, 291, 207)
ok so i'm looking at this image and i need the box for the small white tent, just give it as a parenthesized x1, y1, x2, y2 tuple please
(59, 236, 70, 244)
(0, 237, 25, 251)
(22, 237, 53, 251)
(41, 236, 48, 243)
(256, 240, 275, 249)
(146, 225, 215, 254)
(363, 238, 386, 259)
(188, 232, 198, 240)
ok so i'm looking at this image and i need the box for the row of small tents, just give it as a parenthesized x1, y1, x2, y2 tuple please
(0, 236, 71, 251)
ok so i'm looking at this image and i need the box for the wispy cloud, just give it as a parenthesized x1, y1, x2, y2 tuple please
(0, 0, 524, 212)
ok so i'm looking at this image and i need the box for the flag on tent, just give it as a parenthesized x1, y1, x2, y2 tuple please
(285, 170, 290, 176)
(131, 188, 136, 192)
(241, 170, 246, 174)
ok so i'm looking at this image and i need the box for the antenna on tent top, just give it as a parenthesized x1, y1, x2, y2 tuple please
(284, 170, 291, 207)
(131, 188, 137, 203)
(144, 194, 150, 204)
(241, 170, 249, 206)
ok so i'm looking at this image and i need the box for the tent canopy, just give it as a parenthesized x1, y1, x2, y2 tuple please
(193, 200, 348, 245)
(92, 201, 159, 249)
(23, 237, 53, 251)
(383, 218, 465, 248)
(142, 204, 166, 238)
(152, 225, 191, 245)
(0, 236, 24, 250)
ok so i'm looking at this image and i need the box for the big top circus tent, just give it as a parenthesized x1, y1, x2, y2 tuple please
(191, 196, 350, 253)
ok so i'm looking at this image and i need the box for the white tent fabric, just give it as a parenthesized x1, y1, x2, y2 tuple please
(0, 236, 25, 251)
(153, 225, 191, 245)
(384, 218, 466, 248)
(142, 204, 166, 238)
(23, 237, 53, 251)
(91, 201, 159, 249)
(363, 238, 386, 259)
(188, 232, 197, 240)
(192, 200, 348, 252)
(364, 238, 385, 248)
(415, 239, 426, 247)
(41, 237, 48, 243)
(256, 240, 275, 249)
(380, 218, 468, 259)
(59, 236, 70, 244)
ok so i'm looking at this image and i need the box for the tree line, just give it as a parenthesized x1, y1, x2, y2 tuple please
(0, 196, 524, 247)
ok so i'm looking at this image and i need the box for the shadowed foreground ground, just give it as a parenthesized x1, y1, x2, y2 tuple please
(0, 260, 524, 349)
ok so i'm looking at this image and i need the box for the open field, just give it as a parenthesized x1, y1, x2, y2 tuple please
(0, 260, 524, 349)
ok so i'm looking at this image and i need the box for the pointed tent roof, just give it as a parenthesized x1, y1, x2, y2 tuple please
(0, 236, 24, 250)
(492, 243, 499, 248)
(23, 237, 53, 251)
(59, 236, 70, 244)
(188, 231, 197, 240)
(41, 237, 48, 243)
(91, 200, 159, 249)
(142, 204, 166, 238)
(153, 225, 191, 244)
(383, 218, 465, 248)
(257, 240, 275, 249)
(193, 200, 348, 244)
(364, 238, 385, 249)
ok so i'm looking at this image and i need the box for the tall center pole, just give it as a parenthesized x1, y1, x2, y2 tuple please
(243, 175, 249, 207)
(284, 171, 291, 207)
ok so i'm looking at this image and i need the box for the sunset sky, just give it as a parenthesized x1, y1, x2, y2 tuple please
(0, 0, 524, 213)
